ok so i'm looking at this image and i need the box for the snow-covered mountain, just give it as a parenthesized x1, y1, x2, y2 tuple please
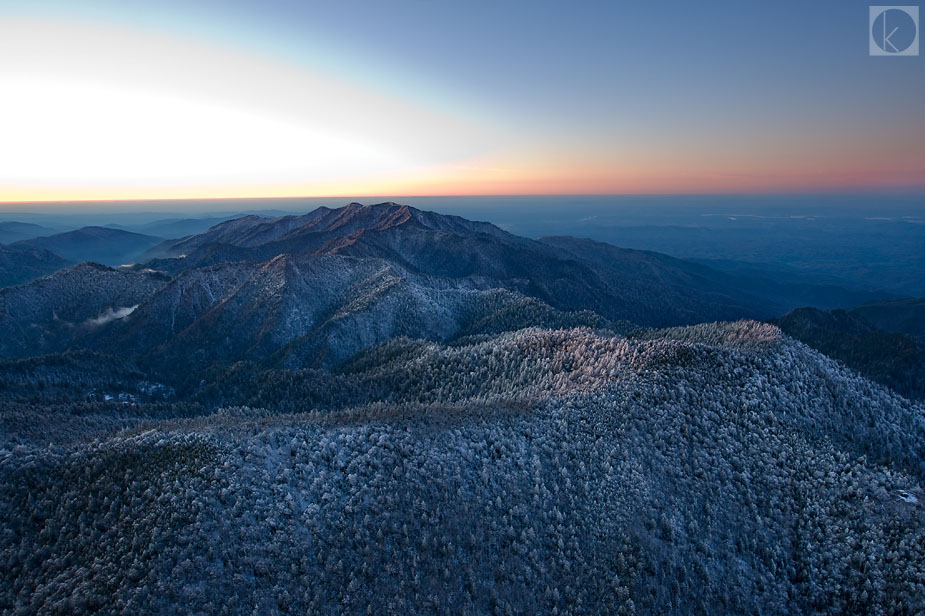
(1, 203, 923, 614)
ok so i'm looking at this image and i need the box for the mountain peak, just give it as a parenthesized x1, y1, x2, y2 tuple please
(321, 202, 416, 233)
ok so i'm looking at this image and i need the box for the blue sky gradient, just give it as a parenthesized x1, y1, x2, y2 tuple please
(0, 0, 922, 200)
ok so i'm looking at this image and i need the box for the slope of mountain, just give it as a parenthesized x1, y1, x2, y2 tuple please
(0, 244, 70, 288)
(851, 297, 925, 340)
(132, 216, 237, 239)
(98, 254, 609, 384)
(772, 306, 925, 400)
(538, 236, 783, 323)
(2, 322, 923, 614)
(15, 226, 165, 266)
(0, 263, 169, 358)
(145, 211, 328, 259)
(0, 221, 60, 244)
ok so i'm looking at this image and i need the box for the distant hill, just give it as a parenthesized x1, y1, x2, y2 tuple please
(772, 306, 924, 400)
(0, 221, 60, 244)
(850, 297, 925, 340)
(14, 226, 165, 266)
(0, 244, 70, 288)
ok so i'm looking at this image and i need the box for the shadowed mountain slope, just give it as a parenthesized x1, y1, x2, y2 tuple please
(850, 297, 925, 340)
(97, 254, 609, 382)
(772, 306, 925, 400)
(0, 244, 70, 288)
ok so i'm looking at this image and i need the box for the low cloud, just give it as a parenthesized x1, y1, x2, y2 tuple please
(85, 305, 138, 327)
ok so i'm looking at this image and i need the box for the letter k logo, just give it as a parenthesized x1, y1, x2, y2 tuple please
(870, 6, 919, 56)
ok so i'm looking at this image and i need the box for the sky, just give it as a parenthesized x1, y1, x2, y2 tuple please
(0, 0, 923, 202)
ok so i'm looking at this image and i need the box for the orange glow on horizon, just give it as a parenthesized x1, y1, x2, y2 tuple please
(2, 172, 924, 205)
(2, 154, 924, 204)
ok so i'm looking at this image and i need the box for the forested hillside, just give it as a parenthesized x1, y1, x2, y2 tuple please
(2, 322, 923, 614)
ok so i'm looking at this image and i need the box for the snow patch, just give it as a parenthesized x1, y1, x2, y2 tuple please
(897, 490, 918, 504)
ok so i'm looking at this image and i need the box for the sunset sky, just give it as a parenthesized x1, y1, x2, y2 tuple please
(1, 0, 923, 202)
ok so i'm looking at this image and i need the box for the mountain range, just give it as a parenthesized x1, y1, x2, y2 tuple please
(0, 205, 807, 372)
(1, 202, 923, 614)
(143, 203, 870, 323)
(2, 203, 922, 393)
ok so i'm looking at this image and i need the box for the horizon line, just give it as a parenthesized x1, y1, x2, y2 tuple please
(2, 189, 925, 208)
